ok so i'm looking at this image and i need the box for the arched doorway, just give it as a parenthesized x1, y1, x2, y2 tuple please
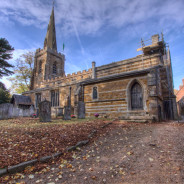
(131, 82, 143, 110)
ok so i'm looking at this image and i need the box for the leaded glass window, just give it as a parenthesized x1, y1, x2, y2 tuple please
(51, 90, 59, 107)
(93, 87, 98, 100)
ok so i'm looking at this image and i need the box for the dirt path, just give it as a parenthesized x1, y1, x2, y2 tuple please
(12, 121, 184, 183)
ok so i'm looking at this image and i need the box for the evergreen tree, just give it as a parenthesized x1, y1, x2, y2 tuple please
(0, 38, 14, 78)
(0, 81, 6, 90)
(0, 82, 11, 104)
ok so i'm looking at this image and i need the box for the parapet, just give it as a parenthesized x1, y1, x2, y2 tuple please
(36, 48, 41, 53)
(40, 68, 93, 87)
(66, 68, 92, 79)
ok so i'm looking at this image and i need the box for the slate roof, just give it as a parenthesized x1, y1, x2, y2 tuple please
(10, 95, 33, 105)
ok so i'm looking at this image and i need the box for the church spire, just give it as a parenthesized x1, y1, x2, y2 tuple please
(44, 4, 57, 52)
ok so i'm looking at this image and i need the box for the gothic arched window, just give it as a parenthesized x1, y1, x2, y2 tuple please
(51, 90, 59, 107)
(131, 82, 143, 110)
(93, 87, 98, 100)
(39, 61, 42, 74)
(53, 61, 57, 74)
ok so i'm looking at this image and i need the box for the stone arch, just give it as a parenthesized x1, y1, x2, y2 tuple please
(126, 79, 147, 111)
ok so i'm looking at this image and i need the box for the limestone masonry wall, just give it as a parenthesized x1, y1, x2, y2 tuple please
(96, 54, 160, 78)
(84, 76, 148, 118)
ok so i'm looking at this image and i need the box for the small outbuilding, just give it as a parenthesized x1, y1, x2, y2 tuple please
(11, 94, 33, 109)
(0, 95, 35, 120)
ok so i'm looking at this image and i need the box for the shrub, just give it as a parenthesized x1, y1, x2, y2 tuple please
(31, 113, 37, 118)
(94, 113, 99, 118)
(71, 114, 76, 118)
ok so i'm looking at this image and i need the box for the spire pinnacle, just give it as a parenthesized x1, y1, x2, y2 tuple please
(44, 4, 57, 52)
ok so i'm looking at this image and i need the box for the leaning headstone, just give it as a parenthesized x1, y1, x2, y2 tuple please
(39, 99, 51, 122)
(64, 106, 71, 120)
(78, 101, 85, 119)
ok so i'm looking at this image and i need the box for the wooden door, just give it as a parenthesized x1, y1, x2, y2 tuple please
(131, 83, 143, 110)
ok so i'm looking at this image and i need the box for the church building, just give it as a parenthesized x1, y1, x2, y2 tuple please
(23, 6, 178, 121)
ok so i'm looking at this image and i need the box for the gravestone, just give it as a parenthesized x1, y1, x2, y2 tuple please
(78, 101, 85, 119)
(39, 99, 51, 122)
(57, 108, 63, 116)
(64, 106, 71, 120)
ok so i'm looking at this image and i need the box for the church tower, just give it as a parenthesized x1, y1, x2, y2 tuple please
(30, 5, 65, 90)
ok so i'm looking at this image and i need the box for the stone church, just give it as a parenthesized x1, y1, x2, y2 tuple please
(23, 6, 178, 121)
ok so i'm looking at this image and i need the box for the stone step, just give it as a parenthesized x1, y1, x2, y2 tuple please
(126, 120, 149, 123)
(126, 112, 148, 116)
(121, 115, 153, 120)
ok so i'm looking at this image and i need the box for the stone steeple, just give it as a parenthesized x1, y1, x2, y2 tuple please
(44, 6, 57, 52)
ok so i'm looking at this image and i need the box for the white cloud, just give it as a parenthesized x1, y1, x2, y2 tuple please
(0, 0, 50, 28)
(11, 48, 36, 63)
(1, 0, 184, 37)
(1, 77, 12, 89)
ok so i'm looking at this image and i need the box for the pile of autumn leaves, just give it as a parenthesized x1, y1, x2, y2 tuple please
(0, 118, 110, 169)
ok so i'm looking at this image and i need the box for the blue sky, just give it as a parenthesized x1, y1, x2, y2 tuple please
(0, 0, 184, 90)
